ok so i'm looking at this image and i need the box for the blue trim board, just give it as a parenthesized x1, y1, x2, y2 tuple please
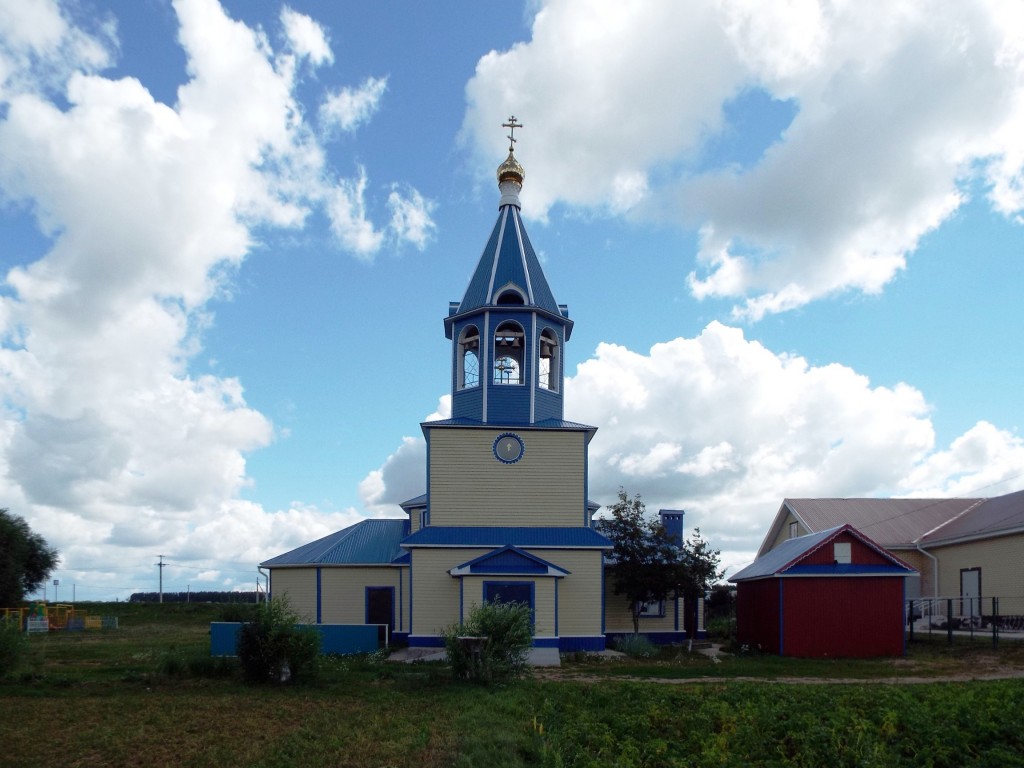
(554, 579, 559, 637)
(399, 569, 403, 632)
(408, 635, 446, 648)
(459, 578, 464, 624)
(316, 567, 322, 624)
(533, 637, 560, 648)
(559, 636, 606, 652)
(674, 596, 679, 632)
(392, 632, 409, 645)
(783, 564, 912, 576)
(409, 555, 414, 634)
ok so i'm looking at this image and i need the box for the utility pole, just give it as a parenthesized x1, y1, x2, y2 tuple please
(156, 555, 166, 603)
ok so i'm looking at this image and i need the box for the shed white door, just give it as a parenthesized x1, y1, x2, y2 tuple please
(960, 568, 981, 618)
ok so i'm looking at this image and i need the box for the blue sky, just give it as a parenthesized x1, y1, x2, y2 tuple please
(1, 0, 1022, 600)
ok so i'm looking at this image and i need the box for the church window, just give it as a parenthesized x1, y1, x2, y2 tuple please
(493, 321, 523, 385)
(538, 329, 559, 391)
(458, 326, 480, 389)
(496, 287, 526, 305)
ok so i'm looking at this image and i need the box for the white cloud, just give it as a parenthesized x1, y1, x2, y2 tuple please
(0, 0, 113, 98)
(388, 185, 437, 249)
(280, 6, 332, 66)
(363, 323, 1024, 578)
(319, 76, 388, 135)
(463, 0, 1024, 317)
(326, 166, 384, 256)
(0, 0, 433, 597)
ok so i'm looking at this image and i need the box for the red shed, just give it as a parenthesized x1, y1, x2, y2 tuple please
(730, 524, 916, 657)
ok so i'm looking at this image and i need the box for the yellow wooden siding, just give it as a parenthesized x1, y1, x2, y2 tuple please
(409, 510, 421, 534)
(429, 429, 585, 527)
(929, 533, 1024, 615)
(533, 549, 603, 636)
(766, 513, 802, 551)
(270, 569, 316, 623)
(603, 575, 677, 633)
(319, 567, 402, 625)
(891, 548, 929, 599)
(411, 548, 488, 636)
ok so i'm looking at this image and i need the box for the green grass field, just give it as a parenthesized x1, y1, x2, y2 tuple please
(1, 603, 1022, 767)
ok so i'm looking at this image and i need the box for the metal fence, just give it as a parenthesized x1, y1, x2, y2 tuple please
(906, 595, 1024, 647)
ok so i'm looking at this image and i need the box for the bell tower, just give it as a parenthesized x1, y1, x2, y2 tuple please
(443, 118, 573, 425)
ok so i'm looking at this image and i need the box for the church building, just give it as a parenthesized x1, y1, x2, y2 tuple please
(261, 123, 697, 650)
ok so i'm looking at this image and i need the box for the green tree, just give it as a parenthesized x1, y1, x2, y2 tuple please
(602, 489, 722, 634)
(0, 509, 59, 607)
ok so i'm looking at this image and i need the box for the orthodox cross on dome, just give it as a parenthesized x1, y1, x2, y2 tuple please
(502, 116, 523, 152)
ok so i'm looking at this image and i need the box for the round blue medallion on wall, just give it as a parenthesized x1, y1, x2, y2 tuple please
(493, 433, 525, 464)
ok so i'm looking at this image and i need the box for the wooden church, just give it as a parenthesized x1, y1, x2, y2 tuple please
(261, 122, 698, 650)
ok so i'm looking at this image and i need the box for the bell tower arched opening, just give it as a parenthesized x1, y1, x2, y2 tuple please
(493, 321, 524, 385)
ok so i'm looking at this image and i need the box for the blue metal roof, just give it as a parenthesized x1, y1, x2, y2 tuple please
(456, 206, 563, 317)
(731, 527, 841, 581)
(402, 526, 612, 549)
(400, 493, 427, 509)
(450, 545, 571, 576)
(423, 417, 596, 432)
(261, 518, 410, 567)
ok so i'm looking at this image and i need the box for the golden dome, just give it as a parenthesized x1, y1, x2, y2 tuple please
(496, 150, 525, 186)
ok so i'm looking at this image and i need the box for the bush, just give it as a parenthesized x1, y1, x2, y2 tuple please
(236, 598, 320, 684)
(0, 618, 25, 678)
(442, 601, 533, 683)
(613, 633, 659, 659)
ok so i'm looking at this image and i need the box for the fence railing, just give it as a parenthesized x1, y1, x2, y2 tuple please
(906, 595, 1024, 647)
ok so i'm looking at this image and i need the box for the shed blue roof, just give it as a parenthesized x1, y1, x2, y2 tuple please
(261, 518, 410, 567)
(730, 524, 915, 582)
(401, 526, 612, 549)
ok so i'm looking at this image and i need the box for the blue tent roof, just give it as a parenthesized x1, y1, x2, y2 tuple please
(402, 526, 612, 549)
(456, 206, 563, 319)
(261, 518, 410, 567)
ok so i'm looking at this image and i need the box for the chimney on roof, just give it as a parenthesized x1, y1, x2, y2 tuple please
(659, 509, 685, 547)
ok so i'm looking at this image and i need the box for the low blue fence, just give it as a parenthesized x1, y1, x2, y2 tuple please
(210, 622, 385, 656)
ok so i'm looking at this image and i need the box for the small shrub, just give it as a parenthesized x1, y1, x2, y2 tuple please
(442, 601, 533, 683)
(613, 633, 659, 658)
(0, 618, 25, 678)
(236, 598, 320, 684)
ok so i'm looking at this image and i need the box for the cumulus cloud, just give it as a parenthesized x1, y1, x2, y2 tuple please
(462, 0, 1024, 317)
(320, 76, 388, 135)
(0, 0, 434, 597)
(362, 323, 1024, 577)
(280, 6, 332, 66)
